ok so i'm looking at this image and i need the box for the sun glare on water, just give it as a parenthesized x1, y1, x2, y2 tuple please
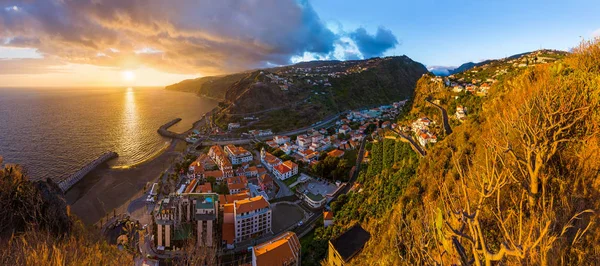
(121, 70, 136, 82)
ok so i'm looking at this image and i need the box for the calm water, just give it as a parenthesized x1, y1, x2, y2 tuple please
(0, 87, 217, 181)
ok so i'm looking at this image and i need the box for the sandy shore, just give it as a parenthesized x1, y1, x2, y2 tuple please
(65, 107, 215, 225)
(65, 139, 182, 225)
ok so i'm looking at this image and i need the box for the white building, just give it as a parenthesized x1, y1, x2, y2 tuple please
(274, 136, 291, 145)
(273, 161, 299, 180)
(224, 145, 253, 165)
(233, 196, 272, 243)
(228, 123, 241, 131)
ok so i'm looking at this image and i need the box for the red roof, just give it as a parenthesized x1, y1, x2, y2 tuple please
(274, 164, 291, 175)
(328, 149, 345, 158)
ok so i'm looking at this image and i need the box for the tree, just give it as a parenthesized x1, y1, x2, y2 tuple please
(491, 67, 598, 206)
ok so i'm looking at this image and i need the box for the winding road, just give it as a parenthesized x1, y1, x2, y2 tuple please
(426, 99, 453, 135)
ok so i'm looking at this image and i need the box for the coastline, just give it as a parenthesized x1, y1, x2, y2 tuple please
(65, 138, 182, 224)
(109, 139, 172, 170)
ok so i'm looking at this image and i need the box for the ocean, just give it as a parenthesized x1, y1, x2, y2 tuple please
(0, 87, 217, 181)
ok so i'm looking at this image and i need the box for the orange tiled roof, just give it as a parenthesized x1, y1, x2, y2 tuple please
(184, 179, 198, 194)
(253, 232, 300, 266)
(204, 170, 224, 178)
(222, 222, 235, 245)
(328, 149, 345, 158)
(219, 192, 249, 205)
(282, 160, 297, 169)
(194, 183, 212, 193)
(274, 164, 291, 175)
(235, 196, 269, 214)
(259, 174, 273, 184)
(323, 211, 333, 220)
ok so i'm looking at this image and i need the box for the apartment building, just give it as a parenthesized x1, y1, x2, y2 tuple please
(233, 196, 272, 243)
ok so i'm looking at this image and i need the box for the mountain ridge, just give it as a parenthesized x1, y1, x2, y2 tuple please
(428, 49, 568, 76)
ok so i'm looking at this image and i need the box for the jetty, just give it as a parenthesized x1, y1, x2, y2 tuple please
(158, 118, 186, 140)
(58, 151, 118, 192)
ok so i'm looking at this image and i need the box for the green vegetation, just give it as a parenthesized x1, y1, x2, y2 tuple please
(282, 175, 299, 187)
(169, 56, 427, 133)
(0, 160, 131, 264)
(310, 154, 352, 182)
(350, 40, 600, 265)
(301, 140, 419, 265)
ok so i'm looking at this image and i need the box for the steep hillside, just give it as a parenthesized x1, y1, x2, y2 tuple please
(312, 41, 600, 265)
(0, 159, 131, 264)
(431, 50, 568, 78)
(450, 49, 568, 82)
(211, 56, 428, 132)
(166, 72, 248, 100)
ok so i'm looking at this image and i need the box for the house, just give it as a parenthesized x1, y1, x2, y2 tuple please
(226, 176, 248, 195)
(323, 211, 334, 228)
(327, 149, 345, 158)
(252, 231, 301, 266)
(219, 192, 250, 209)
(260, 148, 282, 171)
(417, 130, 437, 147)
(297, 149, 319, 163)
(412, 117, 432, 133)
(328, 225, 371, 266)
(381, 121, 391, 128)
(208, 145, 234, 177)
(274, 136, 291, 145)
(362, 151, 370, 163)
(465, 84, 477, 93)
(296, 135, 312, 150)
(312, 133, 325, 143)
(281, 142, 297, 155)
(480, 83, 491, 94)
(188, 161, 205, 179)
(245, 166, 259, 177)
(258, 174, 274, 191)
(194, 182, 213, 193)
(228, 123, 240, 131)
(224, 145, 253, 165)
(456, 105, 467, 121)
(273, 160, 299, 180)
(452, 85, 464, 93)
(184, 179, 198, 194)
(204, 170, 224, 181)
(338, 124, 351, 134)
(266, 140, 279, 149)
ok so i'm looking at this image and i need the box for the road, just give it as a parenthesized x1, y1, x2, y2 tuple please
(340, 139, 366, 195)
(202, 112, 343, 146)
(426, 100, 453, 135)
(397, 131, 427, 157)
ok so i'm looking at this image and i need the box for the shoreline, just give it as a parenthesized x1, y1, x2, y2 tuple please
(66, 113, 210, 225)
(109, 139, 172, 170)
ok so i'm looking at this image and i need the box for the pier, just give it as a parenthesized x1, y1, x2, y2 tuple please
(58, 151, 118, 192)
(157, 118, 186, 140)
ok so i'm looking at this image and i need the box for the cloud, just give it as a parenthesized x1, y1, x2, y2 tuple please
(349, 27, 399, 59)
(0, 0, 400, 76)
(593, 28, 600, 38)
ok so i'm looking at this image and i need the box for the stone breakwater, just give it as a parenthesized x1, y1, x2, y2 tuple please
(58, 151, 118, 192)
(157, 118, 186, 140)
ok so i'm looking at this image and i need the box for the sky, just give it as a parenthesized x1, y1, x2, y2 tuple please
(1, 0, 599, 87)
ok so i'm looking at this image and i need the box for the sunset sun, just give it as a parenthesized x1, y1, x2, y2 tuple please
(121, 70, 136, 82)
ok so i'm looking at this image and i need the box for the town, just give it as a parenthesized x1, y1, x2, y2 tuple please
(122, 98, 409, 265)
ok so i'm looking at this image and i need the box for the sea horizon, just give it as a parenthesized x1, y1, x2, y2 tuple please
(0, 86, 216, 181)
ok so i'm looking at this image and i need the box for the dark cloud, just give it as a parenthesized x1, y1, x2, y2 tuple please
(0, 0, 399, 75)
(349, 26, 399, 59)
